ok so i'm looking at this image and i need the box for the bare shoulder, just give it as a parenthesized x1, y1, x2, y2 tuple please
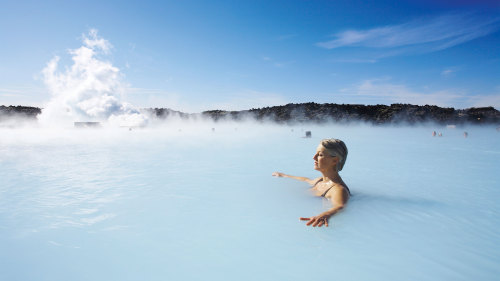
(325, 184, 350, 203)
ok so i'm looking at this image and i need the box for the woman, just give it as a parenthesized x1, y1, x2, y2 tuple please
(272, 138, 350, 227)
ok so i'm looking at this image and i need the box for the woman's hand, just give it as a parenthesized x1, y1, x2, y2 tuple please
(300, 188, 347, 227)
(272, 172, 284, 177)
(300, 212, 331, 227)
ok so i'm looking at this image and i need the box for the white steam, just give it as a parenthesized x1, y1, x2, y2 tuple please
(38, 29, 148, 127)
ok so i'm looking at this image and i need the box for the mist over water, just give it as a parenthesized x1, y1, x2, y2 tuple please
(38, 29, 148, 128)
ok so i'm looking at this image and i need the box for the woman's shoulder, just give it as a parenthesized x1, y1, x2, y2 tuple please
(326, 183, 350, 198)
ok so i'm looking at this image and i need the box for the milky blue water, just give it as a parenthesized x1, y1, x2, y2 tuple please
(1, 123, 499, 281)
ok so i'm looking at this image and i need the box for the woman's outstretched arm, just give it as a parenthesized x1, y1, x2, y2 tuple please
(272, 172, 318, 185)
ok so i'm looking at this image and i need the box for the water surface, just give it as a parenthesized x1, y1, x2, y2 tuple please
(1, 123, 499, 281)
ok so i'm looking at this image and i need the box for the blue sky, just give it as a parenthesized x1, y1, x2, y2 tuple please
(1, 0, 499, 112)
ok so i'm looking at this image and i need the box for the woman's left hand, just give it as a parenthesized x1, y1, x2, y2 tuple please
(300, 213, 330, 227)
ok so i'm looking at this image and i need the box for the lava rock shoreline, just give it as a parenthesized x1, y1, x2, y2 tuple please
(2, 103, 499, 126)
(150, 103, 500, 125)
(0, 105, 41, 122)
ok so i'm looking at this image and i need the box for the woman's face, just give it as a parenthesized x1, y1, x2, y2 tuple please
(313, 145, 338, 172)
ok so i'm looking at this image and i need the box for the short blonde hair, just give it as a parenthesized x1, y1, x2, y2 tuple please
(320, 138, 348, 171)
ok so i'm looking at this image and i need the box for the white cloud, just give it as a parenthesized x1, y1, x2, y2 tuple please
(317, 12, 500, 55)
(0, 87, 44, 97)
(0, 86, 47, 106)
(470, 95, 500, 109)
(469, 86, 500, 109)
(441, 68, 457, 77)
(340, 78, 470, 108)
(82, 29, 112, 54)
(330, 58, 378, 64)
(0, 88, 25, 95)
(261, 56, 295, 68)
(272, 61, 295, 68)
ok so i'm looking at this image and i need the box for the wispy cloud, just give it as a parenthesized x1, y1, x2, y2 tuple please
(441, 67, 460, 77)
(276, 34, 298, 41)
(272, 61, 295, 68)
(339, 78, 473, 108)
(0, 87, 38, 97)
(317, 12, 500, 55)
(0, 88, 24, 94)
(330, 58, 378, 64)
(470, 94, 500, 109)
(82, 29, 112, 54)
(0, 86, 46, 106)
(469, 86, 500, 109)
(261, 56, 295, 68)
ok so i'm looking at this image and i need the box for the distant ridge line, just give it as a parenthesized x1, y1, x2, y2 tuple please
(2, 103, 499, 125)
(151, 102, 500, 125)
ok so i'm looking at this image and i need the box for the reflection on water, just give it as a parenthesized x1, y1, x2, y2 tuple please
(1, 124, 499, 281)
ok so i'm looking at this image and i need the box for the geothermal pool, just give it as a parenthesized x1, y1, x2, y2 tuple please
(1, 123, 499, 281)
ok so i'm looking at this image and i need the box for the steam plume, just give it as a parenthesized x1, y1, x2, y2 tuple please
(38, 29, 147, 127)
